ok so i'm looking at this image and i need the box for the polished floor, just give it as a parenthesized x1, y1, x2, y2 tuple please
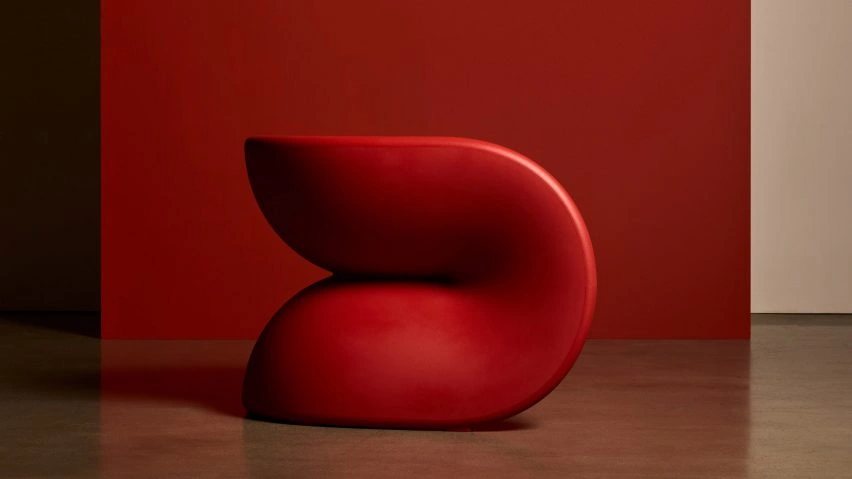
(1, 313, 850, 478)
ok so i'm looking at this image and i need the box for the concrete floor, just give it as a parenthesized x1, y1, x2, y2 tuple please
(0, 314, 850, 478)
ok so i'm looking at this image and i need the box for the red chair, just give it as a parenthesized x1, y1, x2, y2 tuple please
(243, 137, 596, 428)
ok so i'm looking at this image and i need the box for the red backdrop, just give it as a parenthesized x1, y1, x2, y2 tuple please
(101, 0, 750, 339)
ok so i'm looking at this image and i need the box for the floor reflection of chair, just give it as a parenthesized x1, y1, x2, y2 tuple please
(98, 336, 750, 478)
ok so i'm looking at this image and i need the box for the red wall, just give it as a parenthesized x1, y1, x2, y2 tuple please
(102, 0, 750, 339)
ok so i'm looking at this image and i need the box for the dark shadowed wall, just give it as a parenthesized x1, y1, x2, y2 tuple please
(0, 1, 100, 310)
(102, 0, 750, 339)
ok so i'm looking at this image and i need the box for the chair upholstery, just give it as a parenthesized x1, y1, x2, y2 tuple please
(242, 136, 596, 428)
